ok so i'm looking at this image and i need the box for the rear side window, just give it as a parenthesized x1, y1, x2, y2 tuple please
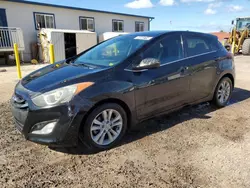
(142, 35, 183, 65)
(184, 35, 215, 57)
(217, 40, 228, 52)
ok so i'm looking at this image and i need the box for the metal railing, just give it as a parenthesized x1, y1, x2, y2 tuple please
(0, 27, 25, 52)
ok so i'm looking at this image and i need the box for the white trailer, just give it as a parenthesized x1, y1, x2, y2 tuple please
(98, 32, 129, 43)
(39, 29, 97, 63)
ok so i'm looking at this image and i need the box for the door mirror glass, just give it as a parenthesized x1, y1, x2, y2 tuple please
(132, 58, 160, 70)
(231, 20, 234, 25)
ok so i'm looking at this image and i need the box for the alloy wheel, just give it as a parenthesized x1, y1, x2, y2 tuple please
(90, 109, 123, 146)
(217, 80, 231, 104)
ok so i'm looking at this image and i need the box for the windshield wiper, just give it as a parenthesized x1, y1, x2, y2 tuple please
(84, 63, 98, 68)
(73, 63, 99, 69)
(73, 63, 90, 67)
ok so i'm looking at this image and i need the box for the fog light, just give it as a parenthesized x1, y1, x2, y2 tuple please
(31, 122, 57, 135)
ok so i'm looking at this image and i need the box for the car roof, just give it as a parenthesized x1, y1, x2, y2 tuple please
(126, 30, 217, 39)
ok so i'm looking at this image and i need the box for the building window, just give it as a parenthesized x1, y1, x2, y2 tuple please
(112, 20, 124, 32)
(79, 17, 95, 31)
(135, 22, 144, 32)
(34, 12, 55, 30)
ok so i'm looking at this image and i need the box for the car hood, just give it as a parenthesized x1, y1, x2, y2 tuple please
(21, 62, 107, 92)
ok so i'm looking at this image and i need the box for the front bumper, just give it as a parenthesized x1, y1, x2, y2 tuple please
(11, 87, 93, 147)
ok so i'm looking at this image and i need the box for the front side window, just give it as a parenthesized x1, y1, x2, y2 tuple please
(34, 13, 55, 29)
(74, 34, 154, 67)
(113, 20, 124, 32)
(135, 22, 144, 32)
(184, 35, 213, 57)
(142, 35, 183, 65)
(79, 17, 95, 31)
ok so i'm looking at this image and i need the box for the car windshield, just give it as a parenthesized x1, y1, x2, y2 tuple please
(73, 34, 154, 67)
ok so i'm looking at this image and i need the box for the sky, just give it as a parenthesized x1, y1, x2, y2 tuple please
(31, 0, 250, 32)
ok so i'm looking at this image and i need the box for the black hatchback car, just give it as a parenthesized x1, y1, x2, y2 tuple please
(11, 31, 235, 150)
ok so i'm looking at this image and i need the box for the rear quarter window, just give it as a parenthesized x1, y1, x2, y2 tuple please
(217, 40, 228, 52)
(184, 35, 217, 57)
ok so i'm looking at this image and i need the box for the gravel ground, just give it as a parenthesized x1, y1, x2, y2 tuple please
(0, 64, 45, 103)
(0, 57, 250, 188)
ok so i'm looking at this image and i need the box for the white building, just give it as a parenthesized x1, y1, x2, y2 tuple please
(0, 0, 154, 62)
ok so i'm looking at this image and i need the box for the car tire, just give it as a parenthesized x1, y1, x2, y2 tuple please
(213, 77, 233, 108)
(82, 103, 127, 151)
(242, 39, 250, 55)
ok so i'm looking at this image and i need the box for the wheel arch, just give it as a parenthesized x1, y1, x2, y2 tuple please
(212, 73, 234, 107)
(211, 72, 235, 99)
(221, 73, 235, 88)
(79, 98, 132, 133)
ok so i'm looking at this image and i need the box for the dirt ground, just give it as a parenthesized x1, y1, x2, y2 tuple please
(0, 57, 250, 188)
(0, 64, 45, 103)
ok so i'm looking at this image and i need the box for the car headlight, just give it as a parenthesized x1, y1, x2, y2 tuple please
(31, 82, 94, 107)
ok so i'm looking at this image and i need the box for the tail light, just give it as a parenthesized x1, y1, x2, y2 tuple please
(227, 52, 235, 69)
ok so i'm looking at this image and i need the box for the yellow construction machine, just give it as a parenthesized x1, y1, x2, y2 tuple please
(223, 17, 250, 55)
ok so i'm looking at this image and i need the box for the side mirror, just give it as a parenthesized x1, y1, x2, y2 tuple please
(225, 45, 231, 52)
(132, 58, 160, 70)
(231, 20, 234, 25)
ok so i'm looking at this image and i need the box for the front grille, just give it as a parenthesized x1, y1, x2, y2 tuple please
(11, 84, 31, 133)
(11, 93, 29, 132)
